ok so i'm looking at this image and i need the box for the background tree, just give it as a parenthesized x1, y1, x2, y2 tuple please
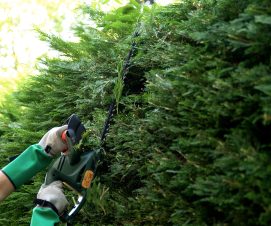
(0, 0, 83, 105)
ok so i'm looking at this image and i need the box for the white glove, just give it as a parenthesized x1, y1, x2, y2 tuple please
(38, 125, 68, 157)
(37, 181, 68, 215)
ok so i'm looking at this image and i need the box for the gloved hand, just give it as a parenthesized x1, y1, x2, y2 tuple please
(36, 181, 69, 215)
(39, 125, 68, 157)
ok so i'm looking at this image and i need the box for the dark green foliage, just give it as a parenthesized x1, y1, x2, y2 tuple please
(0, 0, 270, 225)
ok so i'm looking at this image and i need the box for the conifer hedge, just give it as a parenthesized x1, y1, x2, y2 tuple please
(0, 0, 270, 225)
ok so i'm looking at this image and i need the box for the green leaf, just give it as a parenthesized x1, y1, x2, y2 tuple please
(255, 15, 271, 25)
(255, 84, 271, 96)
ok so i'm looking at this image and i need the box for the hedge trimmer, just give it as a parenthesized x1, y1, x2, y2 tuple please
(44, 114, 93, 223)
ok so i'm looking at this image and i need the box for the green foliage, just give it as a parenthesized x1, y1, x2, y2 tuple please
(0, 0, 271, 225)
(113, 61, 125, 112)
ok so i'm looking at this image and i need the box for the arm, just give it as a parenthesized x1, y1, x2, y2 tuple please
(1, 144, 53, 191)
(31, 207, 60, 226)
(0, 171, 15, 202)
(0, 125, 67, 201)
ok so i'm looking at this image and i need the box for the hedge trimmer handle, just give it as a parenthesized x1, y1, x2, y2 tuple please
(61, 114, 86, 164)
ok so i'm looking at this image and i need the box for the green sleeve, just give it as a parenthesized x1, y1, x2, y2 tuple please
(30, 207, 60, 226)
(1, 144, 53, 189)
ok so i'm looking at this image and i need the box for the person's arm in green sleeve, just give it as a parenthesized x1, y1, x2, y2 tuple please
(0, 125, 67, 202)
(31, 207, 60, 226)
(31, 181, 68, 226)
